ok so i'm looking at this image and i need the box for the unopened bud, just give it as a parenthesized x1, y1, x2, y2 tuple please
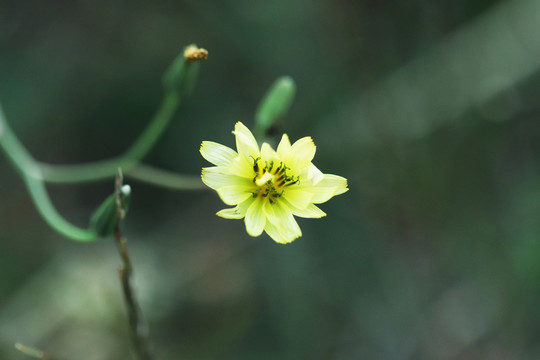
(163, 45, 208, 96)
(254, 76, 296, 138)
(184, 44, 208, 62)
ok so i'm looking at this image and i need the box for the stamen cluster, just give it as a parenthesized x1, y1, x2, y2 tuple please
(251, 158, 299, 204)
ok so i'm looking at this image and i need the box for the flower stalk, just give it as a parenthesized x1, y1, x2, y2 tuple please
(114, 170, 152, 360)
(0, 44, 208, 242)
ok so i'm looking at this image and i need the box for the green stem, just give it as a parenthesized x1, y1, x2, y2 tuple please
(24, 175, 97, 241)
(38, 92, 180, 184)
(124, 92, 179, 161)
(0, 107, 97, 241)
(34, 54, 201, 185)
(127, 164, 206, 191)
(0, 48, 206, 241)
(35, 90, 205, 190)
(0, 109, 42, 180)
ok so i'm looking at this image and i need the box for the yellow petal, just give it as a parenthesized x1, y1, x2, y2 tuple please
(217, 208, 244, 219)
(282, 199, 326, 218)
(322, 174, 349, 196)
(202, 167, 252, 190)
(263, 200, 276, 221)
(283, 188, 314, 210)
(264, 221, 289, 244)
(296, 174, 348, 204)
(245, 199, 266, 236)
(290, 136, 316, 164)
(233, 122, 259, 158)
(217, 198, 252, 219)
(307, 163, 324, 185)
(276, 133, 292, 159)
(310, 186, 338, 204)
(216, 185, 253, 205)
(294, 204, 326, 218)
(314, 174, 349, 197)
(200, 141, 237, 166)
(227, 156, 257, 179)
(261, 142, 277, 162)
(267, 201, 302, 243)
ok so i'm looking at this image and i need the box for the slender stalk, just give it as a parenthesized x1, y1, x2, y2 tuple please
(39, 162, 205, 191)
(114, 170, 152, 360)
(5, 47, 206, 186)
(0, 107, 97, 241)
(0, 106, 43, 180)
(37, 93, 180, 184)
(127, 164, 206, 191)
(0, 101, 201, 242)
(123, 94, 179, 161)
(0, 46, 207, 241)
(24, 175, 97, 241)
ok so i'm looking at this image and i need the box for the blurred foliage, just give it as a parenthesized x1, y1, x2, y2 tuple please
(2, 0, 540, 359)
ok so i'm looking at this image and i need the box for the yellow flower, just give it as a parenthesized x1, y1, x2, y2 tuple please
(200, 122, 348, 244)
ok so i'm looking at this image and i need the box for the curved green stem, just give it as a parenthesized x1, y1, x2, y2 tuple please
(0, 47, 206, 241)
(36, 89, 205, 190)
(124, 93, 180, 161)
(24, 175, 97, 241)
(34, 53, 201, 185)
(38, 92, 180, 184)
(0, 107, 97, 241)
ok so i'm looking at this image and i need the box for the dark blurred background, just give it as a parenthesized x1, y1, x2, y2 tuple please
(2, 0, 540, 359)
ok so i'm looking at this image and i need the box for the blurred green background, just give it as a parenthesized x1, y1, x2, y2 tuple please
(2, 0, 540, 359)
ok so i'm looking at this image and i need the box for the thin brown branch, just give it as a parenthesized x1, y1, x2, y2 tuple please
(114, 169, 152, 360)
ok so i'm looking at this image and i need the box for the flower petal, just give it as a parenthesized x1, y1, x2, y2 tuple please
(264, 221, 289, 244)
(283, 188, 314, 210)
(310, 186, 338, 204)
(245, 199, 266, 236)
(217, 198, 252, 219)
(276, 134, 292, 159)
(227, 156, 257, 179)
(295, 174, 348, 204)
(307, 163, 324, 185)
(312, 174, 349, 199)
(216, 185, 253, 206)
(267, 201, 302, 243)
(294, 204, 326, 218)
(282, 198, 326, 218)
(200, 141, 237, 166)
(261, 142, 277, 162)
(233, 122, 259, 158)
(320, 174, 349, 196)
(263, 200, 276, 221)
(290, 136, 316, 164)
(202, 167, 252, 190)
(217, 208, 244, 219)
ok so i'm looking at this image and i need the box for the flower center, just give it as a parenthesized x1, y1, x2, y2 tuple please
(251, 158, 299, 204)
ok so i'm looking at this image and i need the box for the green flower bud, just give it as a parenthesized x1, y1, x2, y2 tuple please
(162, 44, 207, 97)
(254, 76, 296, 138)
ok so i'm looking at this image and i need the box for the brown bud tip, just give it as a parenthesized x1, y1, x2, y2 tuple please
(184, 44, 208, 62)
